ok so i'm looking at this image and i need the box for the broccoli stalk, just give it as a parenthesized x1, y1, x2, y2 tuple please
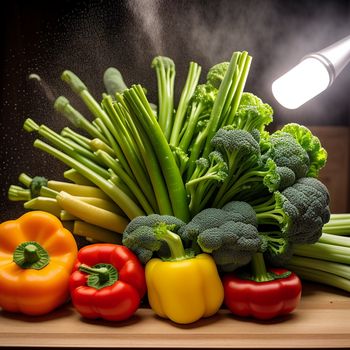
(178, 83, 217, 154)
(185, 151, 228, 215)
(210, 127, 265, 208)
(202, 51, 252, 158)
(248, 252, 291, 282)
(152, 222, 187, 260)
(255, 178, 330, 243)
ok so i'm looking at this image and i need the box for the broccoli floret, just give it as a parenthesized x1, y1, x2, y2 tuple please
(179, 203, 262, 271)
(30, 176, 48, 197)
(276, 166, 296, 191)
(262, 131, 310, 180)
(206, 62, 229, 89)
(198, 221, 261, 272)
(122, 214, 189, 264)
(186, 151, 228, 215)
(282, 177, 330, 241)
(254, 177, 330, 245)
(222, 200, 258, 227)
(210, 127, 280, 207)
(211, 127, 260, 175)
(233, 92, 274, 132)
(281, 123, 328, 177)
(170, 145, 189, 176)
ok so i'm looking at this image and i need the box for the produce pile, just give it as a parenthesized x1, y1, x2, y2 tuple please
(2, 50, 350, 324)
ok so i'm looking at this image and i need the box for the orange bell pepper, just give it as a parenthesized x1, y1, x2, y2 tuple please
(0, 211, 78, 315)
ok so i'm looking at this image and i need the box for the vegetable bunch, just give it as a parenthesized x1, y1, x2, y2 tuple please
(7, 50, 337, 295)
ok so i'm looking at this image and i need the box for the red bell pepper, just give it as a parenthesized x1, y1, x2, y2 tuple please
(223, 253, 302, 320)
(69, 243, 146, 321)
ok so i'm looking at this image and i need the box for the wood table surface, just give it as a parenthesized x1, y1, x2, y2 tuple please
(0, 282, 349, 349)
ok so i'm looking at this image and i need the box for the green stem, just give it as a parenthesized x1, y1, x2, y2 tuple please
(13, 241, 50, 270)
(117, 96, 172, 215)
(61, 127, 92, 149)
(54, 96, 108, 143)
(157, 229, 187, 260)
(93, 117, 133, 177)
(202, 51, 241, 158)
(24, 119, 110, 179)
(249, 252, 291, 282)
(18, 173, 33, 188)
(293, 242, 350, 264)
(102, 97, 157, 208)
(251, 252, 270, 282)
(170, 61, 201, 146)
(286, 264, 350, 293)
(225, 53, 252, 126)
(123, 85, 189, 222)
(34, 139, 144, 219)
(90, 138, 115, 157)
(319, 233, 350, 248)
(79, 263, 118, 290)
(63, 169, 95, 186)
(8, 185, 32, 201)
(96, 150, 155, 214)
(152, 57, 176, 141)
(287, 255, 350, 279)
(178, 102, 203, 153)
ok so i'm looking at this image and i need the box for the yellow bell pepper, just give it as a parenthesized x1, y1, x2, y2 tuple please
(0, 211, 78, 315)
(146, 253, 224, 324)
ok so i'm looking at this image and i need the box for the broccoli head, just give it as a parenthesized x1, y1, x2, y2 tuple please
(186, 151, 228, 215)
(179, 203, 262, 271)
(262, 131, 310, 180)
(191, 83, 217, 111)
(276, 166, 296, 191)
(254, 177, 330, 245)
(30, 176, 48, 198)
(206, 62, 229, 89)
(210, 127, 281, 207)
(281, 123, 328, 177)
(233, 92, 274, 132)
(222, 200, 258, 226)
(122, 214, 188, 264)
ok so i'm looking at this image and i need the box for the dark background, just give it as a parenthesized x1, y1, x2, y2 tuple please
(1, 0, 350, 221)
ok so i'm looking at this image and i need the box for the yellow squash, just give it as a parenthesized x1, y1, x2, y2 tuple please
(0, 211, 78, 315)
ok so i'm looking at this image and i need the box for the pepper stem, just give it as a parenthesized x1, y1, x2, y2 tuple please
(79, 263, 118, 289)
(24, 244, 40, 263)
(13, 241, 50, 270)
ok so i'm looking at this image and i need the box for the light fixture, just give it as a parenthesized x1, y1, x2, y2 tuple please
(272, 34, 350, 109)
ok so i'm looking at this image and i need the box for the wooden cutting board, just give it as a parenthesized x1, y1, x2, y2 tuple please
(0, 282, 349, 349)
